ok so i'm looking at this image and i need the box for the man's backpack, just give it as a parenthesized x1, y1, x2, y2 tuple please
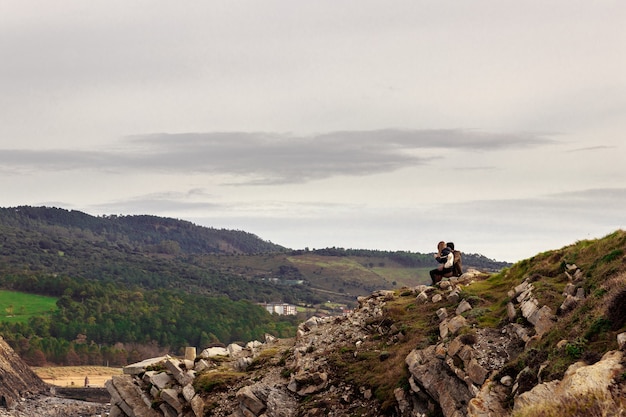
(452, 250, 463, 277)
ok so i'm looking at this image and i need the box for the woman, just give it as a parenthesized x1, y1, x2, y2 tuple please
(429, 241, 454, 285)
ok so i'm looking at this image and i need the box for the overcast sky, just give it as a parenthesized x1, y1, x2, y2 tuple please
(1, 1, 625, 262)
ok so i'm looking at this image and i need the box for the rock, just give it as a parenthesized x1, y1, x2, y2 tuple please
(201, 346, 229, 358)
(161, 388, 183, 414)
(106, 375, 160, 417)
(266, 388, 297, 417)
(500, 376, 513, 386)
(506, 302, 517, 321)
(447, 290, 460, 303)
(528, 305, 555, 336)
(467, 380, 510, 417)
(447, 315, 468, 335)
(456, 299, 472, 315)
(514, 350, 624, 413)
(560, 295, 579, 313)
(439, 280, 452, 290)
(237, 385, 267, 416)
(123, 356, 170, 375)
(416, 291, 428, 304)
(149, 372, 173, 390)
(618, 332, 626, 350)
(406, 346, 474, 417)
(436, 307, 448, 321)
(467, 359, 489, 385)
(432, 294, 443, 303)
(562, 283, 577, 296)
(227, 343, 244, 356)
(184, 347, 196, 361)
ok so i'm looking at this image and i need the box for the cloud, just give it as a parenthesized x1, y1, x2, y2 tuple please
(0, 129, 556, 183)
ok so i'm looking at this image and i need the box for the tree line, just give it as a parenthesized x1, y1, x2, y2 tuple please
(0, 273, 298, 366)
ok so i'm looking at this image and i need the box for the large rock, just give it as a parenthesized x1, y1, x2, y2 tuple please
(0, 336, 48, 407)
(406, 346, 473, 417)
(106, 375, 160, 417)
(514, 350, 624, 412)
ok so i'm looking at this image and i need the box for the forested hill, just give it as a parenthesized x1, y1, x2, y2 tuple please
(0, 206, 285, 255)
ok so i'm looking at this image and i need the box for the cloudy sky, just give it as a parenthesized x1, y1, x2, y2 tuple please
(1, 1, 625, 262)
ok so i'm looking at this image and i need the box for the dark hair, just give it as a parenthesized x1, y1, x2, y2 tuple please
(446, 242, 455, 250)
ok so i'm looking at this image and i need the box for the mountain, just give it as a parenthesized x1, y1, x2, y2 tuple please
(104, 229, 626, 416)
(0, 205, 510, 368)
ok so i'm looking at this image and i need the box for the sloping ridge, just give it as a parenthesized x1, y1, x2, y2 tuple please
(0, 336, 47, 407)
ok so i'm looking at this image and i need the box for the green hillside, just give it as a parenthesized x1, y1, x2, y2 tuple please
(0, 290, 58, 324)
(0, 205, 509, 367)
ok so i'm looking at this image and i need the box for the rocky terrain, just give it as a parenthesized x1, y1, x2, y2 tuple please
(104, 260, 626, 416)
(1, 231, 626, 416)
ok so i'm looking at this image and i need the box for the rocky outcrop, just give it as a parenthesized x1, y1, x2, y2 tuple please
(104, 266, 626, 417)
(0, 337, 48, 409)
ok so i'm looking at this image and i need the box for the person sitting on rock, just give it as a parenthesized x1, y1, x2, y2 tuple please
(429, 241, 454, 285)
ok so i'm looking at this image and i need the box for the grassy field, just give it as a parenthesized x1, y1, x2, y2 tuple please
(0, 290, 58, 323)
(32, 365, 123, 387)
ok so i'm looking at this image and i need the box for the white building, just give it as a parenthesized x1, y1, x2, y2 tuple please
(260, 302, 297, 316)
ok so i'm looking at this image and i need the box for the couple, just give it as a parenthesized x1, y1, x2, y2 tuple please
(429, 241, 456, 285)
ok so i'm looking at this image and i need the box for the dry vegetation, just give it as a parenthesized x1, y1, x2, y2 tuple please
(32, 366, 123, 387)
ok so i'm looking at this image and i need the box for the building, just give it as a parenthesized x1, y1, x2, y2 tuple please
(260, 302, 297, 316)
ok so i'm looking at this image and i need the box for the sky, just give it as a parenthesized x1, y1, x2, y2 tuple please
(1, 1, 625, 262)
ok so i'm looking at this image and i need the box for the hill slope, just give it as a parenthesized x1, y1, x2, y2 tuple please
(107, 229, 626, 416)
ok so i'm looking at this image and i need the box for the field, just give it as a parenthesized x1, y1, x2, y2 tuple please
(32, 366, 123, 387)
(0, 290, 58, 323)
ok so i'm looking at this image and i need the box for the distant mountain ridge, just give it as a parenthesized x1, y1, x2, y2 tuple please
(0, 206, 285, 255)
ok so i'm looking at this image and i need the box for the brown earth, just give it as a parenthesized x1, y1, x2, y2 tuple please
(32, 365, 123, 388)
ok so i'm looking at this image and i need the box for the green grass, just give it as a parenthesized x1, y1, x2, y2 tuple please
(0, 290, 58, 323)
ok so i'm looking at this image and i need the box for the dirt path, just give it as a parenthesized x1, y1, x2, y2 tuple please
(32, 365, 123, 387)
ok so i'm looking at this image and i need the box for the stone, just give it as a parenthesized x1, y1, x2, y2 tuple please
(560, 295, 579, 312)
(448, 336, 464, 357)
(529, 305, 555, 336)
(506, 302, 517, 321)
(436, 307, 448, 321)
(562, 283, 577, 296)
(161, 388, 183, 413)
(467, 358, 489, 385)
(237, 385, 266, 416)
(447, 290, 460, 303)
(514, 350, 624, 413)
(447, 315, 468, 335)
(150, 371, 173, 390)
(106, 375, 160, 417)
(467, 380, 511, 417)
(618, 332, 626, 350)
(184, 347, 196, 361)
(573, 269, 584, 281)
(439, 280, 452, 290)
(227, 343, 244, 356)
(416, 291, 428, 304)
(190, 394, 205, 417)
(200, 346, 229, 358)
(266, 388, 297, 417)
(123, 356, 170, 375)
(432, 294, 443, 303)
(456, 299, 472, 315)
(182, 383, 196, 402)
(194, 359, 212, 372)
(500, 375, 513, 386)
(575, 287, 586, 299)
(439, 319, 449, 339)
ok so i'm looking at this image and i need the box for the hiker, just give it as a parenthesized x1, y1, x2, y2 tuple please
(429, 241, 454, 284)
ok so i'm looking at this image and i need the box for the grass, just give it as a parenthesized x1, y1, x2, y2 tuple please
(193, 370, 246, 394)
(0, 290, 58, 323)
(512, 389, 626, 417)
